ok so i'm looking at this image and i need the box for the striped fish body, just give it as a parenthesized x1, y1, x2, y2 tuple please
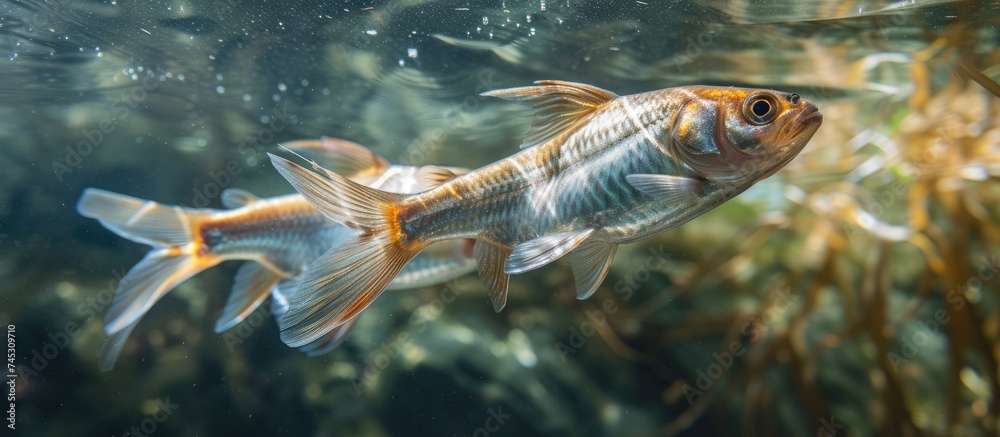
(270, 81, 823, 348)
(403, 92, 688, 246)
(196, 193, 339, 275)
(78, 138, 476, 369)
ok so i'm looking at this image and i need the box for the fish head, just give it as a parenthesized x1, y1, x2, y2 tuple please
(667, 87, 822, 184)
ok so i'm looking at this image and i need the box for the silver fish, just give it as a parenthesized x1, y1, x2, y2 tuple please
(77, 138, 477, 369)
(270, 81, 823, 347)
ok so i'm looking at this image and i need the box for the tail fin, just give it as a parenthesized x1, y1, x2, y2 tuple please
(271, 280, 356, 356)
(96, 322, 136, 371)
(297, 317, 358, 357)
(269, 154, 425, 348)
(77, 188, 220, 335)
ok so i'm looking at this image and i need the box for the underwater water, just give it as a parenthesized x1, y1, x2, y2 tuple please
(1, 0, 999, 435)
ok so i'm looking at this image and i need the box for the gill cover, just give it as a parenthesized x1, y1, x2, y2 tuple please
(669, 90, 787, 180)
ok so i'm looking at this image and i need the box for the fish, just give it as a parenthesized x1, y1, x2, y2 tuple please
(77, 137, 478, 369)
(268, 80, 823, 348)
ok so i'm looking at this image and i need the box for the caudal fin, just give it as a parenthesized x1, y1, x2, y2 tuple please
(77, 188, 220, 335)
(296, 317, 359, 357)
(271, 279, 358, 357)
(96, 322, 135, 371)
(271, 279, 357, 356)
(269, 154, 425, 348)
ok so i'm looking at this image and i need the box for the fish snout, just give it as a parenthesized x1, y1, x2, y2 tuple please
(785, 93, 822, 132)
(792, 94, 821, 120)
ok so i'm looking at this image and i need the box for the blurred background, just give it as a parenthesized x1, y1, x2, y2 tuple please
(1, 0, 998, 435)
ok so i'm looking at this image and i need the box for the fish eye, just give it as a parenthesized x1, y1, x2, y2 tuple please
(742, 94, 779, 125)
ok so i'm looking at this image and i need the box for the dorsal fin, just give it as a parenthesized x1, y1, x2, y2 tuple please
(221, 188, 259, 209)
(415, 165, 467, 188)
(280, 137, 390, 179)
(482, 80, 618, 149)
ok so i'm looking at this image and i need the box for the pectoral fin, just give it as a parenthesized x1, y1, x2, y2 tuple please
(571, 241, 618, 300)
(280, 137, 390, 180)
(474, 240, 513, 312)
(483, 80, 618, 149)
(625, 174, 704, 204)
(506, 229, 595, 275)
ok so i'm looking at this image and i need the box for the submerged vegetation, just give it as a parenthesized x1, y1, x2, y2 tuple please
(621, 6, 1000, 435)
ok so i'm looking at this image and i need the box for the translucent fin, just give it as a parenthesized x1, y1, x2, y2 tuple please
(506, 229, 595, 275)
(220, 188, 259, 209)
(432, 33, 505, 51)
(625, 174, 704, 204)
(268, 153, 424, 348)
(270, 280, 295, 317)
(269, 153, 405, 228)
(280, 137, 390, 180)
(77, 188, 200, 247)
(570, 241, 618, 300)
(271, 279, 358, 357)
(415, 165, 462, 188)
(387, 253, 478, 291)
(473, 240, 513, 312)
(104, 248, 219, 335)
(482, 80, 618, 149)
(97, 323, 136, 371)
(78, 187, 219, 343)
(297, 316, 358, 357)
(279, 235, 419, 347)
(214, 262, 286, 333)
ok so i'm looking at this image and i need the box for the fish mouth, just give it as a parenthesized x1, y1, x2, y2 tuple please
(756, 105, 821, 180)
(783, 105, 823, 149)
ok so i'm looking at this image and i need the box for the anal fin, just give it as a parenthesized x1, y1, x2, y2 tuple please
(570, 241, 618, 300)
(473, 240, 513, 312)
(215, 262, 287, 333)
